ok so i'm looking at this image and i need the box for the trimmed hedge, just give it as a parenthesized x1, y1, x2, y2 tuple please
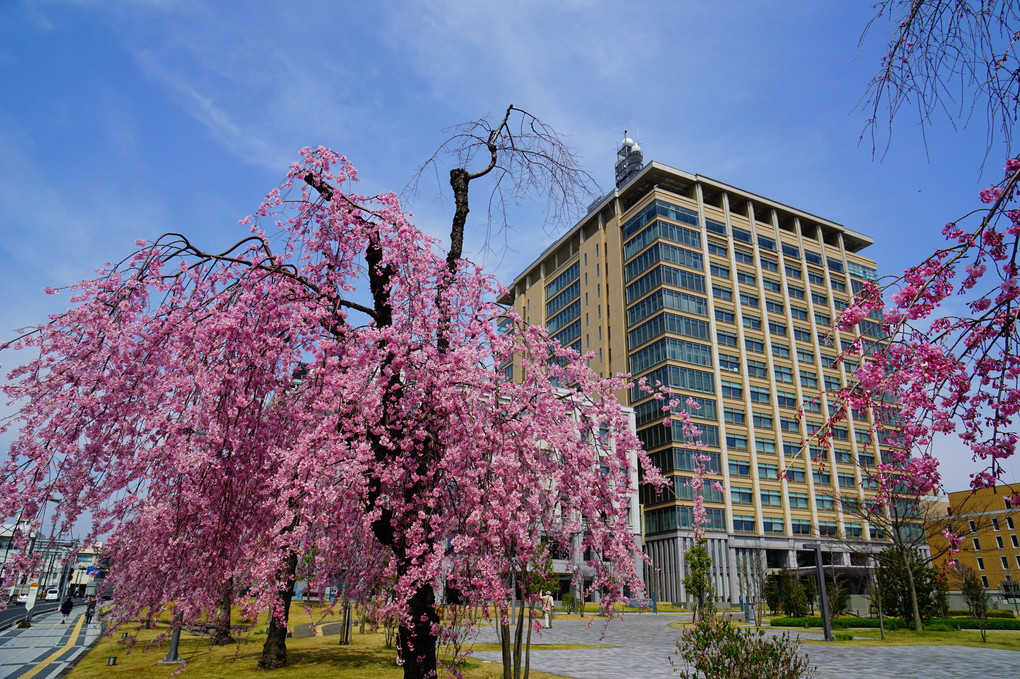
(947, 608, 1015, 619)
(770, 616, 1020, 631)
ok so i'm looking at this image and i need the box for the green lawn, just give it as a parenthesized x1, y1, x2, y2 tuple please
(68, 607, 577, 679)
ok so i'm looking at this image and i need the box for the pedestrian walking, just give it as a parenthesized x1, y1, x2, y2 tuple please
(85, 600, 96, 625)
(541, 591, 554, 629)
(60, 596, 73, 624)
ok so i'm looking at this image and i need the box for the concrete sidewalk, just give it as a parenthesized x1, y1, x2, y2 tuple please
(0, 609, 102, 679)
(470, 614, 1020, 678)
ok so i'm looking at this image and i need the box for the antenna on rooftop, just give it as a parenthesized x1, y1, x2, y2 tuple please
(615, 129, 643, 188)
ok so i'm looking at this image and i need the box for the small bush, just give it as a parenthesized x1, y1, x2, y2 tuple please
(834, 633, 853, 641)
(673, 616, 815, 679)
(923, 621, 956, 632)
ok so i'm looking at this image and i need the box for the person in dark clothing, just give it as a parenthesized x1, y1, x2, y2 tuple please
(60, 596, 73, 623)
(85, 601, 96, 625)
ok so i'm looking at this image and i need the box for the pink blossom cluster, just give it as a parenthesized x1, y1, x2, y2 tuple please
(834, 158, 1020, 503)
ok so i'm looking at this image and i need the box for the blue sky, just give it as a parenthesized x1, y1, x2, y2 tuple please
(0, 1, 1010, 488)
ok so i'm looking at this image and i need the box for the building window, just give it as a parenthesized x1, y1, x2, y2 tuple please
(786, 467, 806, 482)
(729, 460, 751, 476)
(746, 358, 768, 378)
(758, 463, 779, 480)
(713, 284, 733, 300)
(791, 519, 812, 535)
(818, 521, 838, 537)
(977, 557, 985, 570)
(762, 517, 784, 534)
(1012, 535, 1018, 548)
(710, 263, 730, 279)
(719, 353, 740, 372)
(774, 366, 794, 383)
(790, 305, 809, 320)
(724, 407, 745, 424)
(800, 371, 818, 388)
(716, 309, 735, 323)
(707, 240, 728, 257)
(737, 270, 756, 286)
(740, 292, 759, 307)
(742, 314, 762, 330)
(761, 490, 782, 506)
(766, 299, 784, 314)
(753, 413, 773, 429)
(727, 434, 748, 450)
(763, 277, 783, 292)
(997, 536, 1005, 549)
(746, 338, 765, 353)
(756, 436, 776, 453)
(973, 538, 981, 550)
(772, 342, 790, 358)
(733, 515, 756, 532)
(721, 381, 743, 399)
(788, 285, 805, 299)
(789, 492, 809, 509)
(1009, 517, 1016, 530)
(734, 248, 755, 264)
(993, 518, 1001, 531)
(731, 487, 754, 504)
(1002, 556, 1010, 569)
(768, 321, 787, 336)
(816, 496, 835, 510)
(969, 520, 977, 531)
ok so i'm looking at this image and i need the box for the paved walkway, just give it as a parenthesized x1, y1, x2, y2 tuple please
(470, 614, 1020, 678)
(0, 609, 101, 679)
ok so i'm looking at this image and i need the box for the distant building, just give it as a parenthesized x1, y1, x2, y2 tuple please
(502, 135, 892, 604)
(1, 522, 78, 598)
(931, 483, 1020, 595)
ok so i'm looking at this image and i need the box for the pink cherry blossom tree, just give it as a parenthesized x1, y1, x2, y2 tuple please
(841, 2, 1020, 499)
(1, 107, 663, 679)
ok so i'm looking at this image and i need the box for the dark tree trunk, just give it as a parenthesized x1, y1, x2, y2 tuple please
(397, 583, 439, 679)
(211, 577, 235, 646)
(258, 550, 298, 670)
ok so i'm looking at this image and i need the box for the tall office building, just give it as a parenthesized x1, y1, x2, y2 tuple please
(501, 136, 888, 604)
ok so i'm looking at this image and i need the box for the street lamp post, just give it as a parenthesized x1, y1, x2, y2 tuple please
(159, 612, 184, 664)
(803, 543, 833, 641)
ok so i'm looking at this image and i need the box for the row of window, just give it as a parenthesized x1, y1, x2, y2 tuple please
(628, 311, 712, 349)
(634, 397, 718, 427)
(627, 288, 708, 326)
(626, 264, 706, 304)
(624, 219, 702, 261)
(629, 336, 714, 374)
(625, 242, 704, 282)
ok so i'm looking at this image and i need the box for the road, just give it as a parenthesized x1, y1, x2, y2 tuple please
(0, 602, 62, 632)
